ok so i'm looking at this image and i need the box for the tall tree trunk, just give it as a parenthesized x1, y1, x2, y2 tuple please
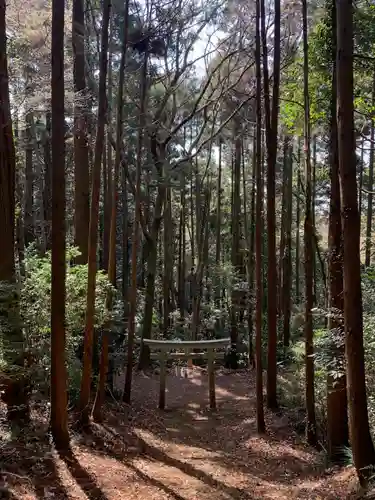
(359, 136, 364, 233)
(215, 137, 222, 307)
(279, 138, 288, 315)
(43, 111, 52, 250)
(255, 0, 265, 433)
(15, 118, 25, 274)
(295, 139, 301, 303)
(122, 163, 129, 306)
(336, 0, 375, 484)
(282, 139, 293, 348)
(78, 0, 111, 426)
(191, 186, 211, 340)
(50, 0, 70, 450)
(312, 135, 317, 302)
(123, 51, 148, 403)
(243, 135, 256, 367)
(302, 0, 317, 446)
(190, 146, 195, 267)
(0, 0, 29, 426)
(178, 162, 186, 318)
(138, 186, 165, 369)
(93, 0, 129, 421)
(73, 0, 90, 264)
(365, 71, 375, 267)
(261, 0, 280, 410)
(163, 188, 172, 332)
(229, 127, 242, 369)
(102, 134, 110, 271)
(326, 3, 348, 460)
(24, 111, 34, 248)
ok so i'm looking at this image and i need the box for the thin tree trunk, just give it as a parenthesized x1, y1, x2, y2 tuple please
(282, 139, 293, 348)
(102, 134, 110, 271)
(122, 163, 129, 307)
(93, 0, 129, 421)
(123, 51, 148, 403)
(163, 188, 172, 332)
(43, 111, 52, 250)
(312, 135, 317, 301)
(215, 137, 222, 306)
(359, 136, 364, 233)
(255, 0, 265, 433)
(78, 0, 111, 426)
(261, 0, 280, 410)
(365, 71, 375, 267)
(302, 0, 317, 446)
(24, 111, 34, 248)
(138, 186, 165, 369)
(336, 0, 375, 484)
(279, 138, 288, 315)
(295, 138, 301, 303)
(229, 127, 242, 369)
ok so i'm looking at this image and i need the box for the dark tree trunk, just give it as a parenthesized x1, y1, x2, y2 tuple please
(93, 0, 129, 421)
(359, 137, 364, 229)
(43, 111, 52, 250)
(78, 0, 111, 426)
(302, 0, 317, 446)
(282, 139, 293, 348)
(260, 0, 280, 410)
(50, 0, 70, 450)
(295, 139, 301, 303)
(336, 0, 375, 484)
(255, 0, 265, 434)
(215, 138, 222, 307)
(326, 3, 348, 460)
(123, 51, 148, 403)
(24, 111, 34, 248)
(365, 71, 375, 267)
(0, 0, 29, 427)
(73, 0, 90, 264)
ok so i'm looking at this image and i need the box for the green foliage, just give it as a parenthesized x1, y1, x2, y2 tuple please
(19, 246, 118, 400)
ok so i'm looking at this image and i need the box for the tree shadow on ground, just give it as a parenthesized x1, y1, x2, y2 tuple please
(0, 430, 70, 500)
(58, 447, 111, 500)
(100, 369, 344, 493)
(0, 412, 110, 500)
(78, 423, 253, 500)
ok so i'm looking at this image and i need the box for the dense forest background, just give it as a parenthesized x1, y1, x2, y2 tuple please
(2, 0, 375, 493)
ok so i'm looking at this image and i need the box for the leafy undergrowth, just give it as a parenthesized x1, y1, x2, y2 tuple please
(0, 369, 362, 499)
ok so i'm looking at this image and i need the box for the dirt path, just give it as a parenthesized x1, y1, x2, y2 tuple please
(1, 369, 358, 499)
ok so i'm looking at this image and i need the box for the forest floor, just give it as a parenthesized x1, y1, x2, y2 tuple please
(0, 368, 365, 499)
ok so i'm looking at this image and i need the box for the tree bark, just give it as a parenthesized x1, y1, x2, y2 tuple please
(336, 0, 375, 484)
(73, 0, 90, 264)
(24, 111, 34, 248)
(295, 139, 301, 303)
(302, 0, 317, 446)
(282, 139, 293, 348)
(365, 71, 375, 267)
(123, 51, 148, 403)
(50, 0, 70, 450)
(255, 0, 265, 433)
(260, 0, 280, 410)
(326, 3, 348, 460)
(43, 111, 52, 250)
(0, 0, 29, 426)
(93, 0, 129, 421)
(78, 0, 111, 426)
